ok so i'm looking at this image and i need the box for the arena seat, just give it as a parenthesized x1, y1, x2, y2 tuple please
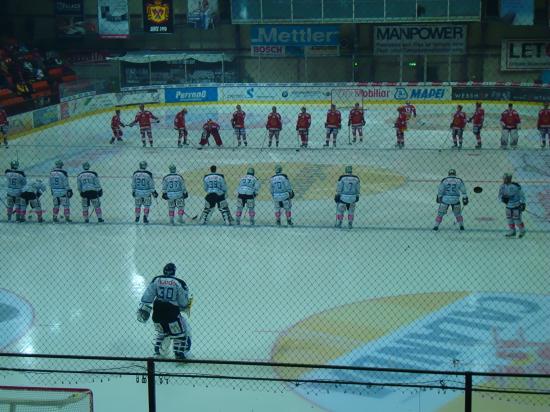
(61, 74, 77, 83)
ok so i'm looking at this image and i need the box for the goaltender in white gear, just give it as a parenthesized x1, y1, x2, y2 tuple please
(433, 169, 468, 231)
(235, 167, 260, 225)
(137, 263, 193, 360)
(335, 165, 360, 228)
(200, 165, 233, 225)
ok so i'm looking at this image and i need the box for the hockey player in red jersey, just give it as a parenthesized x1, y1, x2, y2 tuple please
(198, 119, 223, 148)
(500, 103, 521, 149)
(266, 106, 282, 148)
(129, 104, 160, 147)
(450, 105, 467, 149)
(403, 101, 416, 120)
(324, 104, 341, 147)
(0, 106, 9, 148)
(174, 108, 189, 147)
(537, 102, 550, 148)
(296, 107, 311, 148)
(467, 102, 485, 149)
(348, 103, 365, 143)
(394, 106, 408, 149)
(231, 105, 247, 147)
(110, 109, 125, 144)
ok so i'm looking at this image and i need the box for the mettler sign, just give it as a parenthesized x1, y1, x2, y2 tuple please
(251, 25, 340, 46)
(501, 40, 550, 71)
(374, 25, 466, 55)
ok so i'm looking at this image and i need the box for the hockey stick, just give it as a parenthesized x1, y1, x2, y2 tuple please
(348, 125, 351, 145)
(524, 209, 549, 221)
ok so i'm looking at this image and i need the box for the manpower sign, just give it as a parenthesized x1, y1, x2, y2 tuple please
(374, 24, 467, 55)
(501, 39, 550, 71)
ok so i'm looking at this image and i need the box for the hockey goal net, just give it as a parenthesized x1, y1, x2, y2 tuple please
(330, 88, 364, 110)
(0, 386, 93, 411)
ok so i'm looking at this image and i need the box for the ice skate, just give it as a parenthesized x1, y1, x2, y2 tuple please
(53, 216, 59, 223)
(335, 220, 342, 228)
(276, 219, 281, 226)
(84, 218, 89, 223)
(348, 221, 353, 229)
(505, 230, 516, 237)
(475, 143, 482, 149)
(459, 225, 465, 231)
(287, 219, 293, 226)
(64, 217, 72, 223)
(135, 215, 140, 223)
(143, 215, 149, 224)
(433, 225, 439, 231)
(518, 231, 526, 238)
(98, 218, 104, 223)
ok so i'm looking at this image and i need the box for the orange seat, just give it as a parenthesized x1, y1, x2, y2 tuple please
(0, 88, 14, 98)
(0, 96, 25, 106)
(31, 80, 49, 92)
(32, 90, 51, 99)
(48, 67, 63, 78)
(61, 74, 77, 83)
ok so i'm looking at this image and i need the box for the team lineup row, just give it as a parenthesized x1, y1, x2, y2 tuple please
(4, 160, 528, 236)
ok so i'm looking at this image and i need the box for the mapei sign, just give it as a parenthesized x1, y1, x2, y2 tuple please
(374, 25, 467, 55)
(251, 25, 340, 46)
(501, 40, 550, 71)
(394, 87, 449, 100)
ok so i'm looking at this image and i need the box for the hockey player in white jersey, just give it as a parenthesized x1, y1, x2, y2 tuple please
(498, 173, 526, 238)
(235, 167, 260, 226)
(20, 179, 46, 222)
(132, 161, 158, 224)
(77, 162, 104, 223)
(433, 169, 468, 231)
(162, 164, 189, 224)
(270, 164, 294, 226)
(200, 165, 233, 225)
(49, 160, 73, 223)
(335, 165, 360, 228)
(137, 263, 193, 360)
(5, 160, 26, 222)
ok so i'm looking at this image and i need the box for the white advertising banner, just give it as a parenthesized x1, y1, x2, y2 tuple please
(501, 39, 550, 71)
(374, 25, 467, 55)
(98, 0, 129, 39)
(250, 45, 286, 57)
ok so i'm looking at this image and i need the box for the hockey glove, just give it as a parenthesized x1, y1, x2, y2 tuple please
(183, 296, 194, 318)
(152, 190, 159, 198)
(334, 194, 340, 203)
(462, 197, 469, 206)
(137, 304, 152, 323)
(98, 189, 103, 197)
(67, 189, 73, 198)
(296, 126, 299, 131)
(132, 190, 136, 197)
(289, 190, 295, 199)
(356, 195, 360, 202)
(362, 120, 366, 126)
(436, 195, 442, 203)
(348, 121, 351, 126)
(324, 123, 328, 128)
(162, 192, 168, 200)
(450, 123, 454, 129)
(501, 196, 509, 204)
(79, 191, 84, 198)
(183, 192, 189, 199)
(519, 203, 526, 212)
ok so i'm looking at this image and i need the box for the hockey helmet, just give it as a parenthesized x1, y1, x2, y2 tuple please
(210, 165, 217, 173)
(169, 164, 176, 173)
(55, 160, 64, 168)
(503, 173, 513, 183)
(544, 102, 549, 108)
(448, 169, 456, 176)
(345, 165, 353, 174)
(476, 101, 482, 107)
(163, 263, 176, 276)
(247, 167, 255, 176)
(139, 161, 147, 170)
(301, 106, 307, 112)
(275, 164, 283, 174)
(10, 160, 18, 170)
(83, 162, 90, 171)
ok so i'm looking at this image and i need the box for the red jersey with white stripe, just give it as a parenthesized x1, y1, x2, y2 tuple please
(174, 111, 186, 129)
(111, 114, 123, 129)
(470, 108, 485, 126)
(404, 103, 416, 118)
(296, 112, 311, 129)
(500, 109, 521, 129)
(266, 112, 282, 129)
(395, 112, 408, 131)
(451, 111, 467, 128)
(0, 109, 8, 125)
(349, 108, 365, 126)
(537, 109, 550, 128)
(134, 111, 158, 128)
(203, 121, 220, 132)
(232, 111, 245, 129)
(326, 110, 341, 128)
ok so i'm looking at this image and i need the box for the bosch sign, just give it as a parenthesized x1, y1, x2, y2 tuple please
(251, 45, 285, 56)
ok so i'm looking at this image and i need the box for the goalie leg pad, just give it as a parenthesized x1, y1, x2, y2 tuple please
(501, 129, 509, 146)
(510, 129, 519, 146)
(135, 197, 144, 208)
(437, 203, 449, 217)
(91, 198, 100, 209)
(143, 195, 152, 207)
(282, 199, 292, 211)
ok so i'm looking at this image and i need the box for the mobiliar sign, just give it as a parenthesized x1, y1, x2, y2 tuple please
(374, 25, 467, 55)
(501, 40, 550, 71)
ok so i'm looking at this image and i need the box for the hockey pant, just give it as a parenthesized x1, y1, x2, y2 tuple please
(452, 128, 464, 145)
(140, 127, 153, 145)
(201, 193, 232, 224)
(234, 128, 247, 145)
(81, 191, 102, 219)
(235, 194, 255, 222)
(154, 315, 192, 359)
(274, 198, 292, 221)
(435, 203, 463, 226)
(472, 125, 483, 145)
(396, 129, 405, 145)
(336, 201, 356, 223)
(111, 127, 123, 142)
(298, 128, 309, 146)
(6, 194, 24, 219)
(325, 127, 339, 144)
(135, 195, 152, 217)
(268, 129, 280, 146)
(177, 128, 188, 144)
(351, 125, 363, 138)
(167, 197, 186, 220)
(540, 127, 550, 145)
(1, 125, 8, 145)
(501, 128, 519, 147)
(53, 195, 71, 218)
(21, 192, 43, 219)
(199, 130, 223, 147)
(505, 207, 525, 233)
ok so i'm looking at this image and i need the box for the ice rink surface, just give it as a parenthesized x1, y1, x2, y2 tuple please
(1, 103, 549, 411)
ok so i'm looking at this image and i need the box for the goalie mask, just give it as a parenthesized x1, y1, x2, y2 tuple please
(448, 169, 456, 176)
(169, 164, 176, 173)
(247, 167, 255, 176)
(83, 162, 90, 171)
(55, 160, 64, 169)
(10, 160, 18, 170)
(163, 263, 176, 277)
(275, 165, 282, 174)
(345, 165, 353, 174)
(139, 161, 147, 170)
(503, 173, 513, 183)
